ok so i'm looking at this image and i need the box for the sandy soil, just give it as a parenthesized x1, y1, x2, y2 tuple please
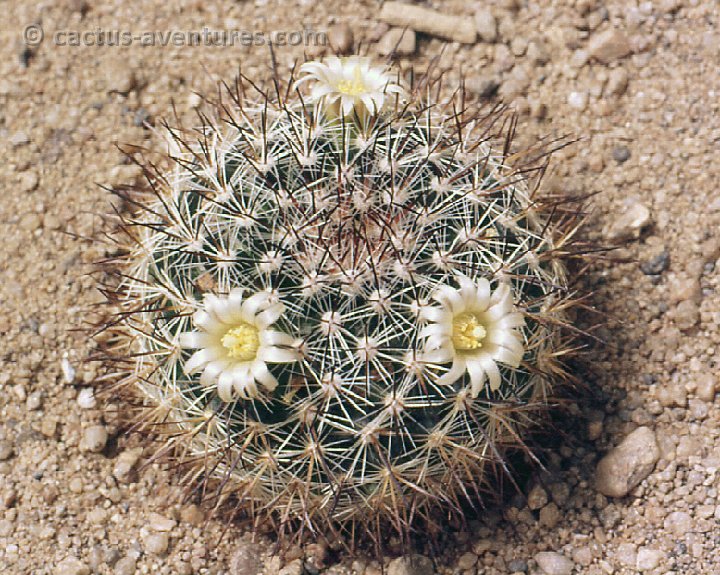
(1, 0, 720, 574)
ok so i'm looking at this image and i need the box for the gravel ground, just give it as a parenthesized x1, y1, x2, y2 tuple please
(1, 0, 719, 574)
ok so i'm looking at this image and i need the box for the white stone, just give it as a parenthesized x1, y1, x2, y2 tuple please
(77, 388, 97, 409)
(637, 548, 664, 571)
(81, 425, 108, 453)
(567, 91, 588, 110)
(535, 551, 574, 575)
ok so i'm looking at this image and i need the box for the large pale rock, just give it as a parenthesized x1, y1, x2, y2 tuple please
(378, 2, 476, 44)
(377, 27, 417, 56)
(595, 426, 660, 497)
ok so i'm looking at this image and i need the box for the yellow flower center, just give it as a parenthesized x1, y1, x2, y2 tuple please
(336, 66, 367, 96)
(221, 322, 260, 361)
(452, 312, 487, 351)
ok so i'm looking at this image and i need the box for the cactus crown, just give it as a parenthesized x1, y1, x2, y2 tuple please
(99, 57, 583, 550)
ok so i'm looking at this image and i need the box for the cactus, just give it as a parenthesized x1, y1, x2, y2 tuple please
(98, 57, 585, 549)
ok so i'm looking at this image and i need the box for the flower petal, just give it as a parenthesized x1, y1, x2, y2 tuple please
(192, 310, 217, 332)
(484, 358, 502, 392)
(486, 342, 523, 368)
(261, 330, 295, 347)
(185, 348, 221, 374)
(476, 353, 503, 393)
(241, 291, 272, 320)
(259, 345, 298, 363)
(437, 360, 466, 386)
(233, 368, 257, 399)
(254, 302, 285, 328)
(251, 361, 278, 392)
(419, 322, 452, 339)
(217, 370, 237, 401)
(466, 360, 487, 396)
(423, 346, 454, 364)
(178, 331, 211, 349)
(497, 312, 526, 329)
(474, 277, 491, 310)
(432, 285, 463, 313)
(420, 306, 452, 324)
(200, 359, 230, 387)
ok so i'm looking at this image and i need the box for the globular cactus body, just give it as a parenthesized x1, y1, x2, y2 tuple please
(100, 57, 582, 547)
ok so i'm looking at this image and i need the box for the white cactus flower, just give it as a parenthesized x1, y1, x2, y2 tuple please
(179, 289, 298, 401)
(297, 56, 403, 116)
(419, 276, 526, 395)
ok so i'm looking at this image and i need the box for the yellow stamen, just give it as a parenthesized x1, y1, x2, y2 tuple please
(336, 66, 367, 96)
(221, 322, 260, 361)
(452, 312, 487, 351)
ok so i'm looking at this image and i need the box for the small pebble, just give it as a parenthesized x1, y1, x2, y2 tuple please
(113, 448, 142, 483)
(327, 22, 354, 55)
(539, 502, 561, 528)
(187, 93, 202, 109)
(61, 356, 76, 384)
(607, 200, 651, 240)
(672, 299, 699, 330)
(278, 559, 304, 575)
(527, 39, 550, 65)
(507, 558, 528, 572)
(534, 551, 574, 575)
(636, 547, 664, 571)
(19, 172, 39, 192)
(26, 391, 43, 411)
(148, 512, 177, 532)
(77, 388, 97, 409)
(180, 504, 205, 525)
(612, 145, 631, 163)
(527, 484, 548, 510)
(456, 552, 477, 570)
(55, 557, 90, 575)
(143, 532, 170, 556)
(114, 556, 137, 575)
(81, 425, 108, 453)
(640, 250, 670, 275)
(695, 373, 716, 402)
(466, 75, 499, 98)
(133, 108, 151, 127)
(567, 91, 588, 110)
(0, 441, 15, 461)
(587, 27, 632, 63)
(474, 8, 498, 43)
(664, 511, 692, 535)
(387, 554, 434, 575)
(104, 59, 136, 94)
(229, 539, 263, 575)
(10, 131, 30, 147)
(606, 67, 629, 96)
(41, 418, 58, 438)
